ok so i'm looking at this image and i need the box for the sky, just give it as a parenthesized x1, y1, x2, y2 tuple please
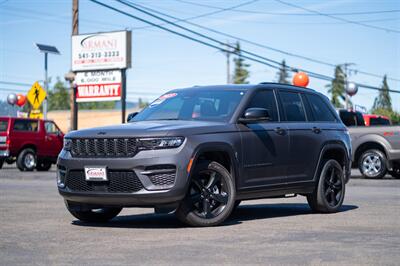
(1, 0, 399, 111)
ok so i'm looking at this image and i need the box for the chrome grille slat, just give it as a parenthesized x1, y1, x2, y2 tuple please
(70, 138, 138, 158)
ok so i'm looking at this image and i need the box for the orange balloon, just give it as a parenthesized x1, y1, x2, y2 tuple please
(292, 72, 309, 87)
(16, 94, 27, 107)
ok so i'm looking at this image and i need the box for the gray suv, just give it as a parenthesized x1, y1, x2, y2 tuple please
(57, 83, 351, 226)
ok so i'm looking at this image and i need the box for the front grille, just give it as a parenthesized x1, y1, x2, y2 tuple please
(65, 170, 143, 193)
(70, 138, 138, 158)
(148, 173, 175, 186)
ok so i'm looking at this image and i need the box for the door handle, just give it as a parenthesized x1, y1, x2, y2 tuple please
(274, 127, 286, 135)
(312, 127, 321, 134)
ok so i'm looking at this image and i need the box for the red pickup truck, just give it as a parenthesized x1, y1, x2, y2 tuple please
(0, 117, 64, 171)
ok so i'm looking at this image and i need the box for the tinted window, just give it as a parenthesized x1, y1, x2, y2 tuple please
(13, 120, 39, 132)
(133, 90, 245, 122)
(279, 92, 306, 121)
(0, 120, 8, 132)
(339, 111, 365, 127)
(307, 94, 336, 122)
(246, 90, 278, 121)
(45, 122, 59, 134)
(370, 117, 390, 126)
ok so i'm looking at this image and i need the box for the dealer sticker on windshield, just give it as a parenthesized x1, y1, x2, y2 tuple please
(84, 167, 108, 181)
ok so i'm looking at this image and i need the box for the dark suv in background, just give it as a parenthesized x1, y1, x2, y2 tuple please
(58, 83, 351, 227)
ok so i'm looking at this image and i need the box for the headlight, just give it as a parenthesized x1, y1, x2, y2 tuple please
(63, 138, 72, 151)
(138, 137, 184, 149)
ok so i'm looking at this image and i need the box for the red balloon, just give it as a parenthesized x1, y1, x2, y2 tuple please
(16, 94, 27, 107)
(292, 72, 309, 87)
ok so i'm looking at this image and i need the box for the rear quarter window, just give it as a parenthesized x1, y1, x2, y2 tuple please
(306, 94, 337, 122)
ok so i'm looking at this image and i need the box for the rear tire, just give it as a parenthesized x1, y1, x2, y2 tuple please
(176, 161, 236, 227)
(36, 161, 52, 171)
(16, 148, 37, 171)
(358, 149, 387, 179)
(65, 201, 122, 223)
(0, 159, 4, 170)
(307, 159, 345, 213)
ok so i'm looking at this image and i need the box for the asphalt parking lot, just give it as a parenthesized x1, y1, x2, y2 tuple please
(1, 164, 399, 265)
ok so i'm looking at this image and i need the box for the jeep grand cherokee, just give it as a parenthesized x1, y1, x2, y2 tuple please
(57, 83, 351, 227)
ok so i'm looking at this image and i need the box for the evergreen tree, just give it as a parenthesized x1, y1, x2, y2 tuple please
(276, 59, 290, 84)
(372, 75, 392, 111)
(232, 41, 250, 84)
(326, 65, 346, 108)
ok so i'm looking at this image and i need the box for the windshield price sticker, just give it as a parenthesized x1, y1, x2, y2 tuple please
(149, 93, 178, 107)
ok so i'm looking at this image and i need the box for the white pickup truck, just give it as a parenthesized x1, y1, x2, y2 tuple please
(338, 109, 400, 179)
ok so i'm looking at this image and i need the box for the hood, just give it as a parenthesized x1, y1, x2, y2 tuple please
(65, 120, 235, 138)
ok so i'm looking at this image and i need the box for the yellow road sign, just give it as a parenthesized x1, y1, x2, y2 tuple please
(27, 81, 46, 109)
(29, 109, 43, 119)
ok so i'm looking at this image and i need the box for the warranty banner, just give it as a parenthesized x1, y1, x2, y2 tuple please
(75, 70, 122, 102)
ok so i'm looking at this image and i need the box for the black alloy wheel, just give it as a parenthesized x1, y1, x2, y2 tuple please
(323, 163, 344, 208)
(176, 161, 235, 227)
(307, 159, 345, 213)
(189, 169, 229, 219)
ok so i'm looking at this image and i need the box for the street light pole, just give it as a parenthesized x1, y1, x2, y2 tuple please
(35, 43, 60, 119)
(44, 52, 48, 119)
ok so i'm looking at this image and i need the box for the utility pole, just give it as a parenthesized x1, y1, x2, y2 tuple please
(70, 0, 79, 130)
(223, 41, 234, 84)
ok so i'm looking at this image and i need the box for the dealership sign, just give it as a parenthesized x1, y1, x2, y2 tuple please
(72, 31, 131, 71)
(75, 70, 122, 102)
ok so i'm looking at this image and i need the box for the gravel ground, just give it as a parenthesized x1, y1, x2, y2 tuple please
(1, 165, 399, 265)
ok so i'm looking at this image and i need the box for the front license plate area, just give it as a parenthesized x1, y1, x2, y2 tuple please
(84, 167, 108, 181)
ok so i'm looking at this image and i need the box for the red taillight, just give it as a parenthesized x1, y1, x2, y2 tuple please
(6, 138, 10, 146)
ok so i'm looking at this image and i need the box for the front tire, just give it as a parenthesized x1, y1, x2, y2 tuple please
(307, 159, 345, 213)
(36, 160, 52, 171)
(358, 149, 387, 179)
(389, 162, 400, 179)
(65, 201, 122, 223)
(16, 148, 37, 171)
(176, 161, 236, 227)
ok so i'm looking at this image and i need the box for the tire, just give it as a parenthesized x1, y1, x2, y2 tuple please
(307, 159, 346, 213)
(234, 200, 241, 210)
(16, 148, 37, 171)
(358, 149, 387, 179)
(36, 161, 52, 171)
(65, 201, 122, 223)
(389, 163, 400, 179)
(176, 161, 236, 227)
(0, 159, 4, 170)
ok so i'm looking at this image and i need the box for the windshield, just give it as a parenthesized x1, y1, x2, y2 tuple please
(132, 89, 246, 122)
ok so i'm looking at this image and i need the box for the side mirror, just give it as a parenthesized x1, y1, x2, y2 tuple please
(238, 108, 270, 123)
(127, 112, 138, 122)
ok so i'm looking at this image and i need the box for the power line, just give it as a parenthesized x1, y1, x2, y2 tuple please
(90, 0, 400, 94)
(127, 1, 400, 83)
(275, 0, 400, 34)
(0, 81, 32, 87)
(117, 0, 337, 82)
(175, 0, 400, 16)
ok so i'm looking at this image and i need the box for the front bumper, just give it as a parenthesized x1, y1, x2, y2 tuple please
(57, 146, 191, 207)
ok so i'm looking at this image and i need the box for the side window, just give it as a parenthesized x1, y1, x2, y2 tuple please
(45, 122, 58, 134)
(246, 90, 278, 121)
(13, 120, 39, 132)
(279, 91, 306, 122)
(306, 94, 337, 122)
